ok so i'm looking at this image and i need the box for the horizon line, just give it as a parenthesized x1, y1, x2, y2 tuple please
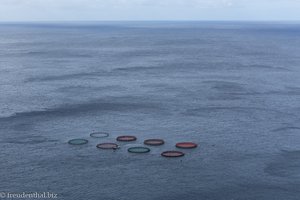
(1, 19, 300, 23)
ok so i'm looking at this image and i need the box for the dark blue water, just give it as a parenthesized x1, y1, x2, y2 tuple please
(0, 22, 300, 200)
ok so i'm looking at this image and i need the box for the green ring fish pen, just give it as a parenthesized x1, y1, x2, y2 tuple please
(128, 147, 150, 153)
(90, 132, 109, 138)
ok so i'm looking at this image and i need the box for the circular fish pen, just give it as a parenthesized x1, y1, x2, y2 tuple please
(128, 147, 150, 153)
(96, 143, 119, 150)
(161, 151, 185, 158)
(116, 135, 137, 142)
(176, 142, 198, 149)
(144, 139, 165, 146)
(90, 132, 109, 138)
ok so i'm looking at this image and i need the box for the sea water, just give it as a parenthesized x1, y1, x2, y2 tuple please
(0, 21, 300, 200)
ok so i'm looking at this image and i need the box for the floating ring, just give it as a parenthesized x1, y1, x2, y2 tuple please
(176, 142, 198, 149)
(144, 139, 165, 146)
(116, 135, 137, 142)
(161, 151, 185, 157)
(96, 143, 119, 149)
(128, 147, 150, 153)
(90, 132, 109, 138)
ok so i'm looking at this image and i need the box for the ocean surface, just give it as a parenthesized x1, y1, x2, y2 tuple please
(0, 22, 300, 200)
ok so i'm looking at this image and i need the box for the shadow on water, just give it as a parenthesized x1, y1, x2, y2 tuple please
(183, 106, 292, 116)
(0, 99, 162, 122)
(272, 127, 300, 132)
(264, 150, 300, 178)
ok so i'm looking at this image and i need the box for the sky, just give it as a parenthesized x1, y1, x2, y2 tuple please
(0, 0, 300, 21)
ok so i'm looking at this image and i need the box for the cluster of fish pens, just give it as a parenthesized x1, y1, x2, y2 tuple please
(68, 132, 198, 157)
